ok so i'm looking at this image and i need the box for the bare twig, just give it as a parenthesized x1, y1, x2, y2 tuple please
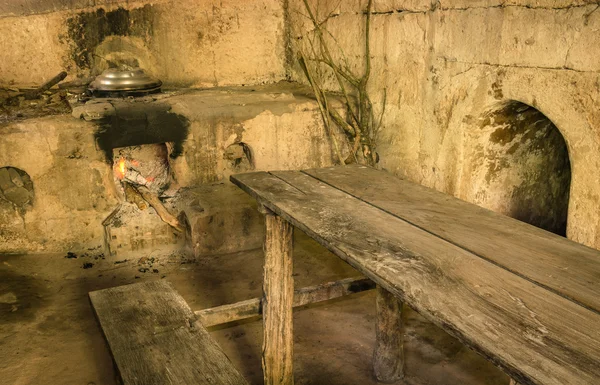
(298, 0, 381, 167)
(298, 54, 345, 165)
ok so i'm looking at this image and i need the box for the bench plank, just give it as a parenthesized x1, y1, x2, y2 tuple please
(304, 165, 600, 314)
(231, 170, 600, 385)
(89, 280, 249, 385)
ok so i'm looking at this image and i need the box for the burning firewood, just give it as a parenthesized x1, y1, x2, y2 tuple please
(111, 144, 184, 232)
(131, 184, 184, 233)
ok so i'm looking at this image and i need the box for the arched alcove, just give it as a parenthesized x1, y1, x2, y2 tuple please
(464, 101, 571, 236)
(0, 166, 34, 209)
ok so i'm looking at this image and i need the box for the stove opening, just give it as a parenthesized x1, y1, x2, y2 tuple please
(0, 167, 34, 210)
(113, 143, 171, 195)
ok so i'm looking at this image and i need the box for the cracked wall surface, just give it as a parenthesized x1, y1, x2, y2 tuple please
(0, 0, 287, 87)
(288, 0, 600, 248)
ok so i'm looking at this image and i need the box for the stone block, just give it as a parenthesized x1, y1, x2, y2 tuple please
(8, 167, 24, 187)
(71, 102, 116, 121)
(0, 168, 12, 191)
(177, 183, 264, 257)
(103, 202, 185, 258)
(3, 186, 32, 206)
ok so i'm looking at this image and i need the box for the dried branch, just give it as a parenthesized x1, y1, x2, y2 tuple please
(131, 184, 184, 232)
(298, 54, 345, 165)
(298, 0, 382, 167)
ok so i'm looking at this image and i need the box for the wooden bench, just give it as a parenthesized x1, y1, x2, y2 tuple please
(89, 281, 249, 385)
(231, 165, 600, 385)
(90, 277, 374, 384)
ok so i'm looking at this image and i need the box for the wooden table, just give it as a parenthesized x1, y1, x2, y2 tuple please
(231, 165, 600, 385)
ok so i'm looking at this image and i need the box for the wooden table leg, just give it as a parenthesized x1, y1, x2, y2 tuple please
(374, 285, 404, 383)
(263, 213, 294, 385)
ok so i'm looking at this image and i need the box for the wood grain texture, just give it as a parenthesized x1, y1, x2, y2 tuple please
(373, 286, 404, 383)
(263, 214, 294, 385)
(197, 298, 262, 327)
(304, 165, 600, 314)
(195, 277, 374, 327)
(89, 280, 248, 385)
(231, 170, 600, 385)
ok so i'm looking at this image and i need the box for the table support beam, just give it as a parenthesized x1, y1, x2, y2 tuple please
(374, 285, 405, 382)
(263, 213, 295, 385)
(195, 277, 375, 327)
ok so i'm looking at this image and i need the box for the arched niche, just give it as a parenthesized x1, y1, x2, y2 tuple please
(462, 100, 571, 235)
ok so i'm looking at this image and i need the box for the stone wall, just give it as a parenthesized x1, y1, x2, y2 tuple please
(0, 0, 287, 87)
(287, 0, 600, 249)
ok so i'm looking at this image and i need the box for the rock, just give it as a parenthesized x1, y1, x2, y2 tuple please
(0, 167, 12, 191)
(7, 168, 24, 187)
(3, 185, 32, 206)
(71, 102, 115, 120)
(0, 292, 18, 304)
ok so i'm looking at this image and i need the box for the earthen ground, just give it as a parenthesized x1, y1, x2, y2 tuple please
(0, 231, 508, 385)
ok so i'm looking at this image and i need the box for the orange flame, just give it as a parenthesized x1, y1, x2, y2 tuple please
(116, 158, 126, 180)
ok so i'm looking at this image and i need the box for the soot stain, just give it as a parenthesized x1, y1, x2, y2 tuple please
(66, 5, 154, 69)
(94, 102, 190, 163)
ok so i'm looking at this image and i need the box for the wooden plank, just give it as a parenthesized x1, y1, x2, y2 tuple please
(373, 286, 404, 382)
(304, 165, 600, 314)
(195, 277, 375, 327)
(231, 170, 600, 385)
(89, 280, 248, 385)
(262, 213, 294, 385)
(197, 298, 262, 327)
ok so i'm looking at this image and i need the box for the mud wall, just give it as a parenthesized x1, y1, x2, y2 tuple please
(0, 85, 337, 253)
(288, 0, 600, 248)
(0, 0, 287, 87)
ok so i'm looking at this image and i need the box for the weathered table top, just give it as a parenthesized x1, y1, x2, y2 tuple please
(231, 165, 600, 385)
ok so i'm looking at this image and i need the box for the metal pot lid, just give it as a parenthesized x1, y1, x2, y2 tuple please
(89, 68, 162, 92)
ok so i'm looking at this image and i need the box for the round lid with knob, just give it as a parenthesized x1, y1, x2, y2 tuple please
(89, 67, 162, 92)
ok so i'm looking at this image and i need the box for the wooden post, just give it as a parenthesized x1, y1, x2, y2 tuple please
(373, 285, 404, 382)
(262, 213, 294, 385)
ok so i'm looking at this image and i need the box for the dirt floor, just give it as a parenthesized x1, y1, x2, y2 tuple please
(0, 231, 509, 385)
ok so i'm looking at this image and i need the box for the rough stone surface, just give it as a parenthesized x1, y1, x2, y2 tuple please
(103, 201, 184, 258)
(289, 0, 600, 250)
(462, 101, 571, 235)
(3, 186, 32, 207)
(0, 0, 287, 87)
(0, 168, 12, 191)
(0, 84, 337, 253)
(0, 117, 118, 253)
(177, 183, 264, 257)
